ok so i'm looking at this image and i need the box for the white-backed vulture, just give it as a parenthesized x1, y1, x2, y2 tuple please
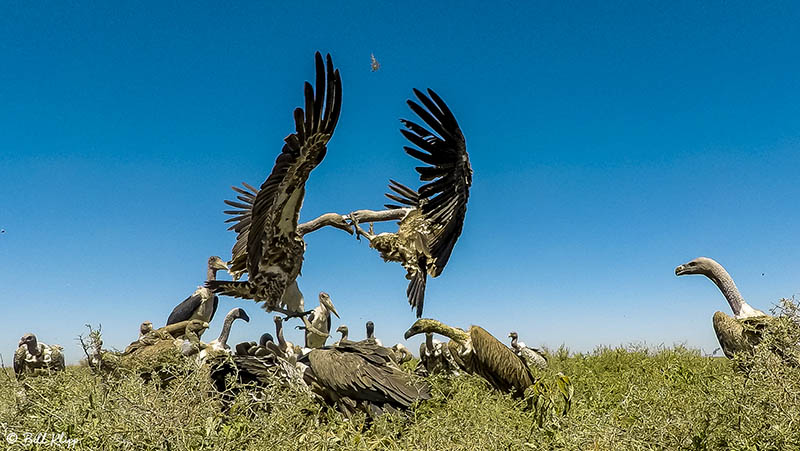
(390, 343, 413, 364)
(206, 52, 349, 316)
(273, 316, 301, 359)
(139, 321, 153, 338)
(349, 89, 471, 318)
(405, 319, 534, 396)
(299, 341, 431, 416)
(675, 257, 788, 361)
(198, 308, 251, 360)
(14, 334, 65, 380)
(166, 256, 228, 337)
(335, 325, 351, 345)
(121, 319, 209, 361)
(416, 332, 460, 377)
(508, 331, 547, 370)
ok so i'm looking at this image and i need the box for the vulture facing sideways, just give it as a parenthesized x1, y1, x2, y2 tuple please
(675, 257, 798, 364)
(14, 333, 65, 380)
(508, 331, 548, 370)
(350, 89, 472, 318)
(405, 319, 535, 396)
(207, 52, 348, 316)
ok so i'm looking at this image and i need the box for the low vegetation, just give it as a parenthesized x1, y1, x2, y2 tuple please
(2, 300, 799, 450)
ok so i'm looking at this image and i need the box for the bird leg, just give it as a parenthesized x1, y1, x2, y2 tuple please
(297, 213, 354, 236)
(269, 306, 314, 320)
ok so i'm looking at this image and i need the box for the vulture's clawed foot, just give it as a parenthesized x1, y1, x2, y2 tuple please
(347, 212, 373, 241)
(282, 309, 314, 320)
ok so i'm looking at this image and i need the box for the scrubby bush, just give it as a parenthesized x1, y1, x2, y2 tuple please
(1, 299, 799, 450)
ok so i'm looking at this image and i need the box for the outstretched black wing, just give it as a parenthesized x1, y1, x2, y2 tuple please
(399, 88, 471, 278)
(388, 89, 471, 316)
(221, 52, 342, 278)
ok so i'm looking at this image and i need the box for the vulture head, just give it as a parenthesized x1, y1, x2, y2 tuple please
(366, 321, 375, 338)
(228, 308, 250, 323)
(508, 331, 519, 340)
(404, 318, 469, 344)
(319, 292, 340, 318)
(259, 333, 274, 346)
(208, 256, 228, 272)
(139, 321, 153, 337)
(675, 257, 718, 277)
(18, 333, 38, 353)
(336, 325, 349, 341)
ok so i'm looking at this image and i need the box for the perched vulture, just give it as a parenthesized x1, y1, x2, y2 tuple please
(675, 257, 797, 364)
(206, 52, 346, 316)
(351, 89, 471, 317)
(14, 334, 65, 380)
(405, 318, 534, 396)
(508, 332, 547, 370)
(198, 308, 251, 361)
(299, 340, 431, 416)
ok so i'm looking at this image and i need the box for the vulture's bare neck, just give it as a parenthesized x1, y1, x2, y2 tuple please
(207, 266, 219, 282)
(216, 315, 236, 347)
(704, 261, 763, 319)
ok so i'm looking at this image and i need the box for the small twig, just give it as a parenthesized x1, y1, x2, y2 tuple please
(0, 353, 15, 382)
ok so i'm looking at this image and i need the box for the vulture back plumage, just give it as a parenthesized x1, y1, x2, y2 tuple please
(207, 52, 342, 306)
(302, 341, 430, 416)
(468, 326, 534, 395)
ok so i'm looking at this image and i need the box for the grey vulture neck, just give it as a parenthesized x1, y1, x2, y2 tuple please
(700, 259, 764, 319)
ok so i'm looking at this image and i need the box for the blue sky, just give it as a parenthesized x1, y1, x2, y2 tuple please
(1, 2, 799, 364)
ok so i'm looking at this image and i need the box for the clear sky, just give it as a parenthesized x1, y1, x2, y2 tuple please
(1, 2, 799, 364)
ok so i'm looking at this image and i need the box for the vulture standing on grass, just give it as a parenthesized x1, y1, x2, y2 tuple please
(416, 332, 460, 376)
(508, 332, 547, 370)
(166, 256, 228, 338)
(206, 52, 349, 317)
(405, 319, 534, 396)
(350, 89, 471, 318)
(299, 340, 431, 416)
(675, 257, 780, 360)
(14, 334, 65, 380)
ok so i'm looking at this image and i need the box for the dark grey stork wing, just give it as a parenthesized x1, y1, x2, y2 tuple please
(166, 293, 203, 325)
(221, 52, 342, 278)
(392, 89, 471, 316)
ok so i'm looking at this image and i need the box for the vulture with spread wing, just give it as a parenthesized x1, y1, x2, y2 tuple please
(206, 52, 345, 315)
(351, 89, 471, 317)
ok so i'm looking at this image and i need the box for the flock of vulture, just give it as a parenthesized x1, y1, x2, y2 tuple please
(11, 52, 796, 418)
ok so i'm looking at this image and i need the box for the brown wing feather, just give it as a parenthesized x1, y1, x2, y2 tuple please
(470, 326, 533, 395)
(306, 344, 429, 411)
(222, 52, 343, 277)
